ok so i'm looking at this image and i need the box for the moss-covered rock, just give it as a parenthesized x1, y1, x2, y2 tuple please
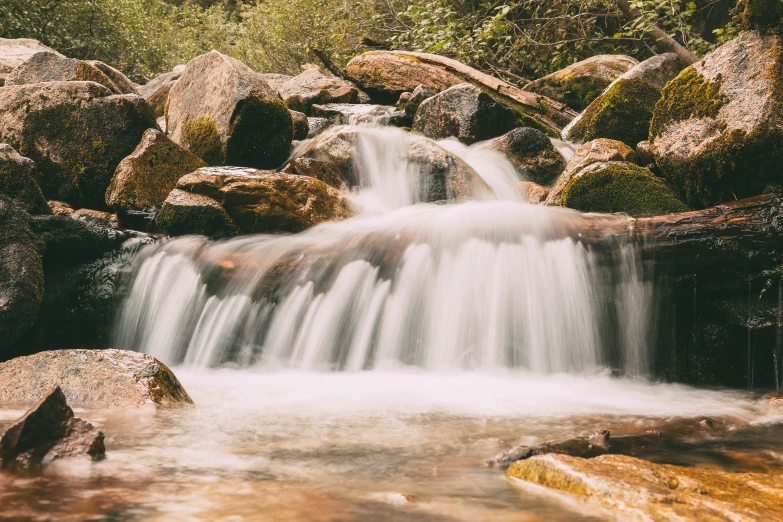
(736, 0, 783, 31)
(182, 115, 224, 166)
(650, 31, 783, 208)
(524, 54, 638, 111)
(478, 127, 566, 185)
(107, 128, 207, 212)
(561, 161, 689, 216)
(0, 144, 49, 214)
(5, 51, 128, 94)
(156, 188, 238, 239)
(225, 94, 293, 168)
(0, 81, 158, 209)
(291, 110, 310, 140)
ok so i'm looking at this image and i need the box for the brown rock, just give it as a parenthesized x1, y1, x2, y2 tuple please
(520, 181, 550, 204)
(0, 38, 62, 86)
(47, 200, 75, 217)
(636, 140, 655, 166)
(290, 110, 310, 140)
(85, 60, 137, 94)
(72, 208, 120, 229)
(284, 157, 345, 188)
(156, 189, 238, 239)
(278, 68, 369, 113)
(6, 51, 125, 94)
(137, 66, 185, 117)
(0, 144, 49, 214)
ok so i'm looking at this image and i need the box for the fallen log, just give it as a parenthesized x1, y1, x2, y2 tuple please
(344, 51, 578, 132)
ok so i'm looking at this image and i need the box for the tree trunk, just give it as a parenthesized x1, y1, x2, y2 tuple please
(615, 0, 700, 65)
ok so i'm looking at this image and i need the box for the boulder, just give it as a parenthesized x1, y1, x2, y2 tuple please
(767, 396, 783, 414)
(560, 161, 689, 216)
(311, 103, 404, 125)
(737, 0, 783, 30)
(0, 349, 193, 408)
(0, 386, 104, 469)
(29, 213, 127, 265)
(283, 157, 345, 188)
(0, 38, 62, 87)
(307, 117, 331, 138)
(478, 127, 566, 185)
(636, 140, 655, 166)
(0, 144, 49, 214)
(520, 181, 550, 204)
(413, 84, 520, 144)
(72, 208, 120, 229)
(167, 51, 292, 169)
(0, 197, 44, 357)
(524, 54, 638, 111)
(508, 453, 783, 521)
(156, 189, 238, 239)
(258, 73, 293, 93)
(546, 139, 639, 206)
(0, 81, 158, 209)
(278, 67, 369, 114)
(291, 110, 310, 140)
(176, 167, 355, 233)
(6, 51, 128, 94)
(564, 54, 684, 147)
(650, 31, 783, 208)
(48, 200, 74, 217)
(106, 128, 207, 212)
(137, 65, 185, 117)
(85, 60, 138, 94)
(399, 85, 437, 122)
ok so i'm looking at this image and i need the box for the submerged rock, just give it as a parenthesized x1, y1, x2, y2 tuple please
(0, 349, 193, 408)
(650, 31, 783, 208)
(0, 38, 63, 86)
(0, 144, 49, 214)
(478, 127, 565, 185)
(156, 189, 238, 239)
(0, 386, 104, 469)
(6, 51, 130, 94)
(524, 54, 638, 111)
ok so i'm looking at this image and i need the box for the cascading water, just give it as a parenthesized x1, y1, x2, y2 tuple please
(112, 125, 654, 375)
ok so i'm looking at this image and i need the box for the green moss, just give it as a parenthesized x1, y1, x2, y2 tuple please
(72, 61, 121, 94)
(736, 0, 783, 31)
(561, 162, 690, 216)
(225, 94, 293, 169)
(507, 460, 590, 497)
(650, 67, 724, 138)
(183, 115, 224, 166)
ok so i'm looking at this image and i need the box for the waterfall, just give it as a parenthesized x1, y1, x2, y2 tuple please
(112, 125, 654, 375)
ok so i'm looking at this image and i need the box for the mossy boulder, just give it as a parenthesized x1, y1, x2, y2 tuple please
(0, 144, 49, 214)
(650, 31, 783, 208)
(86, 60, 137, 95)
(5, 51, 128, 94)
(0, 81, 158, 209)
(176, 167, 355, 233)
(156, 188, 238, 239)
(167, 50, 293, 169)
(291, 111, 310, 140)
(106, 128, 207, 213)
(524, 55, 638, 111)
(413, 83, 520, 144)
(737, 0, 783, 31)
(0, 38, 63, 87)
(478, 127, 566, 185)
(560, 161, 689, 216)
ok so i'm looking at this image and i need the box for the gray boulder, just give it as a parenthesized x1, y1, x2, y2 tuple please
(0, 38, 62, 87)
(6, 51, 133, 94)
(0, 144, 49, 214)
(478, 127, 566, 185)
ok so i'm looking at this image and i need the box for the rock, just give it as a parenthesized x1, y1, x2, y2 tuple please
(106, 128, 207, 213)
(564, 54, 684, 147)
(546, 139, 638, 206)
(29, 213, 126, 265)
(283, 157, 345, 188)
(478, 127, 566, 185)
(507, 453, 783, 521)
(767, 396, 783, 414)
(48, 200, 74, 217)
(737, 0, 783, 31)
(137, 66, 185, 117)
(167, 50, 292, 169)
(278, 68, 369, 114)
(156, 189, 238, 239)
(258, 73, 293, 93)
(560, 161, 690, 216)
(0, 386, 104, 469)
(0, 144, 49, 214)
(650, 31, 783, 208)
(520, 181, 550, 204)
(307, 117, 331, 138)
(0, 349, 193, 408)
(72, 208, 120, 229)
(6, 51, 127, 94)
(400, 85, 437, 122)
(0, 38, 63, 87)
(524, 54, 638, 111)
(0, 81, 158, 209)
(636, 140, 655, 166)
(311, 103, 404, 125)
(290, 125, 488, 202)
(176, 167, 355, 233)
(291, 111, 310, 140)
(85, 60, 138, 94)
(0, 197, 44, 357)
(413, 84, 519, 144)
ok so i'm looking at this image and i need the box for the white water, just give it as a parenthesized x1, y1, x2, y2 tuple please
(113, 125, 654, 376)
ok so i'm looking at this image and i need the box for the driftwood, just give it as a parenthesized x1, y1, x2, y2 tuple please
(344, 51, 578, 131)
(615, 0, 700, 65)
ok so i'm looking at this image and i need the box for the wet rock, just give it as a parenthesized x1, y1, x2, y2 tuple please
(48, 200, 75, 217)
(0, 144, 49, 214)
(478, 127, 566, 185)
(0, 81, 158, 209)
(290, 111, 310, 140)
(546, 139, 638, 206)
(106, 128, 207, 213)
(767, 396, 783, 414)
(560, 161, 689, 216)
(520, 181, 549, 204)
(0, 38, 63, 87)
(156, 189, 238, 239)
(29, 213, 126, 265)
(0, 386, 104, 469)
(278, 67, 369, 114)
(167, 51, 292, 169)
(524, 54, 638, 111)
(0, 197, 44, 357)
(176, 167, 355, 233)
(307, 117, 331, 138)
(0, 349, 193, 408)
(283, 157, 345, 189)
(413, 84, 519, 144)
(137, 65, 185, 117)
(311, 103, 404, 125)
(650, 31, 783, 208)
(6, 51, 128, 94)
(72, 208, 120, 229)
(507, 453, 783, 521)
